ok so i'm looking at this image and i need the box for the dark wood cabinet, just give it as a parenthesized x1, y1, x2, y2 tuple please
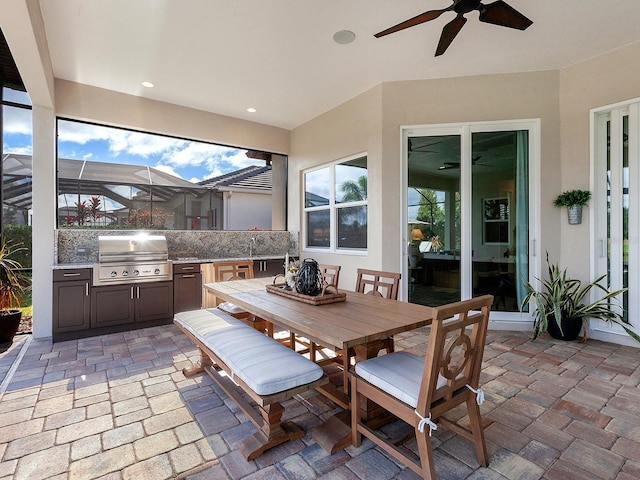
(91, 281, 173, 327)
(136, 282, 174, 322)
(52, 269, 91, 339)
(254, 259, 285, 278)
(91, 284, 136, 327)
(173, 263, 202, 313)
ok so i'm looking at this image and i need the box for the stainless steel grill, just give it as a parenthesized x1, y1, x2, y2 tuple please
(93, 235, 172, 286)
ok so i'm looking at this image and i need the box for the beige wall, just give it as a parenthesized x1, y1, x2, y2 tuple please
(55, 80, 290, 155)
(290, 71, 561, 292)
(559, 42, 640, 280)
(289, 86, 383, 290)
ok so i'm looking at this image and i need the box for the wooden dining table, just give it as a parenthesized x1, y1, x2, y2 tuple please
(203, 277, 436, 452)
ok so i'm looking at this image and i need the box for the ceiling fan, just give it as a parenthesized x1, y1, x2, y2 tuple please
(438, 156, 488, 170)
(375, 0, 533, 57)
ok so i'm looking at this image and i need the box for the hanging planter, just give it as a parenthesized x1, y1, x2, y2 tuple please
(553, 189, 591, 225)
(567, 205, 583, 225)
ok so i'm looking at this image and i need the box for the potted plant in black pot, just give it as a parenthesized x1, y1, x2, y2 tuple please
(520, 254, 640, 343)
(0, 241, 26, 344)
(553, 189, 592, 225)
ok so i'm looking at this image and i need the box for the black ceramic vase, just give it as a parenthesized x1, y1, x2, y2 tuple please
(295, 259, 323, 296)
(546, 315, 583, 341)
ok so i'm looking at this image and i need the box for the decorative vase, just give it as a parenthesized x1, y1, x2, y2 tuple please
(567, 205, 583, 225)
(547, 315, 583, 341)
(295, 259, 323, 296)
(0, 309, 22, 344)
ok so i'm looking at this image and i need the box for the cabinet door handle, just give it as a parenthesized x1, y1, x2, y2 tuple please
(181, 266, 195, 271)
(63, 272, 81, 277)
(136, 286, 140, 299)
(85, 283, 89, 296)
(182, 274, 195, 278)
(131, 287, 134, 299)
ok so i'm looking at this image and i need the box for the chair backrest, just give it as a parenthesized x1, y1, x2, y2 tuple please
(355, 268, 401, 300)
(318, 264, 341, 289)
(416, 295, 492, 418)
(213, 261, 254, 282)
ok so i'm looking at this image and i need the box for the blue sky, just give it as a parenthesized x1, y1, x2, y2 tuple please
(2, 105, 266, 184)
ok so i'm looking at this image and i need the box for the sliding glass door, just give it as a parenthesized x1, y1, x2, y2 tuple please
(403, 121, 538, 322)
(593, 101, 640, 337)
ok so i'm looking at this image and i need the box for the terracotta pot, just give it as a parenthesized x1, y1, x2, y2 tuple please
(547, 315, 583, 341)
(0, 309, 22, 343)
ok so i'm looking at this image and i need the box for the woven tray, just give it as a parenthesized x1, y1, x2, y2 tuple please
(266, 282, 346, 305)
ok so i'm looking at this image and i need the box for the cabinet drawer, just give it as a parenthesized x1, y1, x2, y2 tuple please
(54, 268, 92, 282)
(173, 263, 201, 274)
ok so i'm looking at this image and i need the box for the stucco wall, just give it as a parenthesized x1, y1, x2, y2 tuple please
(55, 79, 290, 155)
(559, 42, 640, 281)
(290, 71, 561, 294)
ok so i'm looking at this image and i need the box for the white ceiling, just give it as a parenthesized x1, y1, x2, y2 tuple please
(39, 0, 640, 130)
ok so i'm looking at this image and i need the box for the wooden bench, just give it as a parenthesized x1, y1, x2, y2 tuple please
(174, 308, 328, 460)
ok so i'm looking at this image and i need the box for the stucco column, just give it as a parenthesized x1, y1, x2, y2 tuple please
(271, 155, 287, 231)
(31, 105, 56, 339)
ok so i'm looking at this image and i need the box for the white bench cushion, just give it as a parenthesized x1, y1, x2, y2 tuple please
(355, 351, 447, 408)
(175, 308, 323, 396)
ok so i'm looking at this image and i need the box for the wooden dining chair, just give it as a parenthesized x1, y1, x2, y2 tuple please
(333, 268, 401, 388)
(290, 264, 342, 360)
(203, 260, 273, 336)
(350, 295, 493, 479)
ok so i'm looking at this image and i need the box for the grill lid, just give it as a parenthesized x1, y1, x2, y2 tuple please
(97, 235, 168, 264)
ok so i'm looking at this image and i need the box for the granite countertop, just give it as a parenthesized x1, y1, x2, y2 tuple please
(52, 255, 288, 269)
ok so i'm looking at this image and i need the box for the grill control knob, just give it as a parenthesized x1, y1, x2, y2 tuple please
(110, 271, 117, 277)
(122, 270, 128, 277)
(133, 269, 140, 276)
(154, 268, 161, 275)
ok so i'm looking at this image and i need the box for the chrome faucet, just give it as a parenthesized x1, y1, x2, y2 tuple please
(249, 236, 256, 257)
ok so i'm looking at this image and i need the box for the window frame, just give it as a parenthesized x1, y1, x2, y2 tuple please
(302, 153, 368, 254)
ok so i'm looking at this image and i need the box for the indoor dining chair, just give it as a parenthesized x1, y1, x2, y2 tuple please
(350, 294, 493, 479)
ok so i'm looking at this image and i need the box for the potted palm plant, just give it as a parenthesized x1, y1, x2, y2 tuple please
(520, 254, 640, 343)
(0, 241, 25, 344)
(553, 189, 592, 225)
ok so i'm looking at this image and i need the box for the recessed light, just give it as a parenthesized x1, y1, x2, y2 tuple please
(141, 81, 154, 88)
(247, 107, 257, 113)
(333, 30, 356, 45)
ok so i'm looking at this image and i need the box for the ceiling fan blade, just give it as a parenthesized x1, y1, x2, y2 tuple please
(375, 9, 449, 38)
(435, 15, 467, 56)
(477, 0, 533, 30)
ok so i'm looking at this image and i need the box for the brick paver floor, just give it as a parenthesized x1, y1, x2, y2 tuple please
(0, 325, 639, 479)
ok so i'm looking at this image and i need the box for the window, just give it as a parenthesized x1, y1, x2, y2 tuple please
(56, 119, 286, 231)
(304, 155, 367, 251)
(2, 86, 33, 270)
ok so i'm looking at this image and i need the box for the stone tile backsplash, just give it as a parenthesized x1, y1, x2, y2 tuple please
(56, 229, 298, 264)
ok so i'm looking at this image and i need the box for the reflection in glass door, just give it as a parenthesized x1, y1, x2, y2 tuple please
(405, 123, 532, 314)
(407, 134, 461, 305)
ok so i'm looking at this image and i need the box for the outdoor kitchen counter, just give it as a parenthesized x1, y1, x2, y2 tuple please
(52, 255, 288, 269)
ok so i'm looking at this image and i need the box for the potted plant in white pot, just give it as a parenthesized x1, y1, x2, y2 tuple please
(553, 189, 592, 225)
(0, 241, 26, 344)
(520, 254, 640, 343)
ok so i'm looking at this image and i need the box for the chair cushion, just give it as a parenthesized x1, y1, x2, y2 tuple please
(354, 351, 447, 408)
(218, 302, 247, 315)
(175, 308, 323, 396)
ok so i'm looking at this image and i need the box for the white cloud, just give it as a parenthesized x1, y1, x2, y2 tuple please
(3, 107, 31, 135)
(57, 119, 267, 178)
(153, 164, 184, 179)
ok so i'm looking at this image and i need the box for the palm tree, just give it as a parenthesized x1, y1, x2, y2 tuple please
(340, 175, 367, 202)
